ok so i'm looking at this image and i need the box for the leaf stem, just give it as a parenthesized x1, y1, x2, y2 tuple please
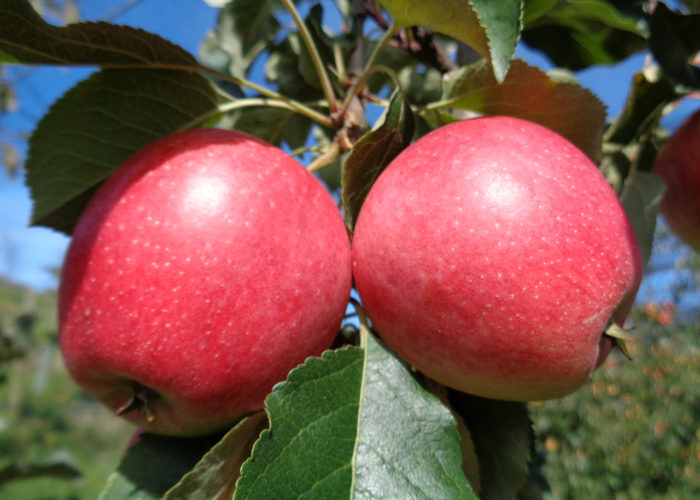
(96, 61, 337, 128)
(349, 297, 370, 330)
(339, 65, 400, 118)
(417, 97, 462, 115)
(334, 42, 347, 83)
(204, 68, 334, 127)
(337, 26, 399, 119)
(281, 0, 338, 112)
(307, 141, 341, 172)
(177, 97, 330, 132)
(364, 25, 399, 76)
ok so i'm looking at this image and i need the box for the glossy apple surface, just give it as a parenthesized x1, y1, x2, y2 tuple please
(59, 128, 352, 436)
(352, 116, 642, 401)
(653, 107, 700, 252)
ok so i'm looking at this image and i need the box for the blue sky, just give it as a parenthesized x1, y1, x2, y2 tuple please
(0, 0, 699, 314)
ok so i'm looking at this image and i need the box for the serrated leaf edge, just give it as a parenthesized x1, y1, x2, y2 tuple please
(468, 0, 524, 83)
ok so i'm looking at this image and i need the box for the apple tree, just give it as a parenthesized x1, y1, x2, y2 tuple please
(1, 0, 699, 498)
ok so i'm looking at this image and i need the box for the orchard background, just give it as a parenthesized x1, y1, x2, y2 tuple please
(1, 0, 700, 499)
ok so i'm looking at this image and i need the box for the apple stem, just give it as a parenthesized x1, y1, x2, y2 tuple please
(115, 383, 156, 423)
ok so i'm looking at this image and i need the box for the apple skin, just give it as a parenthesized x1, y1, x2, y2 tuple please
(653, 107, 700, 252)
(59, 128, 352, 436)
(352, 116, 643, 401)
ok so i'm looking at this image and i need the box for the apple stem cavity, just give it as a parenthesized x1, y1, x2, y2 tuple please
(115, 383, 158, 423)
(604, 323, 639, 361)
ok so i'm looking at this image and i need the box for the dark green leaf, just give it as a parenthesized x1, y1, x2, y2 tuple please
(449, 392, 534, 500)
(221, 106, 313, 150)
(265, 35, 324, 101)
(296, 5, 335, 90)
(364, 41, 416, 94)
(0, 49, 18, 63)
(0, 456, 81, 486)
(199, 0, 281, 78)
(234, 332, 476, 499)
(680, 0, 700, 12)
(414, 109, 461, 139)
(398, 65, 444, 106)
(516, 448, 551, 500)
(522, 0, 647, 70)
(443, 58, 606, 161)
(649, 2, 700, 89)
(163, 412, 268, 500)
(604, 67, 679, 146)
(98, 431, 225, 500)
(342, 89, 414, 228)
(313, 126, 344, 191)
(378, 0, 522, 82)
(522, 0, 558, 25)
(0, 0, 198, 67)
(471, 0, 524, 82)
(26, 69, 221, 234)
(620, 172, 666, 268)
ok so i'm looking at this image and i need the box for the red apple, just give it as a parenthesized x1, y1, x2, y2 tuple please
(59, 128, 352, 436)
(653, 107, 700, 252)
(352, 116, 642, 401)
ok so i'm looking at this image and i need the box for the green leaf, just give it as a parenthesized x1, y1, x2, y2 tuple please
(378, 0, 522, 82)
(472, 0, 524, 81)
(234, 333, 476, 499)
(297, 4, 341, 90)
(649, 2, 700, 89)
(313, 126, 344, 191)
(681, 0, 700, 12)
(414, 109, 462, 139)
(342, 89, 415, 228)
(353, 331, 476, 499)
(0, 0, 198, 67)
(162, 412, 268, 500)
(265, 34, 325, 102)
(522, 0, 558, 25)
(199, 0, 281, 78)
(515, 449, 551, 500)
(25, 69, 221, 235)
(98, 431, 226, 500)
(604, 67, 679, 146)
(522, 0, 648, 70)
(0, 455, 81, 486)
(443, 58, 606, 161)
(620, 171, 666, 268)
(398, 65, 444, 106)
(234, 347, 363, 499)
(0, 49, 18, 63)
(449, 392, 534, 500)
(220, 106, 313, 150)
(364, 41, 416, 94)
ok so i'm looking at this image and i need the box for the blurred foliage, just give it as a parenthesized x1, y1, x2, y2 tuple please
(530, 312, 700, 499)
(0, 278, 133, 499)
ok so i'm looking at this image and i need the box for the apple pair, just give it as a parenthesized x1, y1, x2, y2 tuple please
(59, 116, 642, 436)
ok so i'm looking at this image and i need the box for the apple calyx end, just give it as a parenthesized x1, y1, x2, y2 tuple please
(115, 383, 157, 423)
(604, 323, 639, 360)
